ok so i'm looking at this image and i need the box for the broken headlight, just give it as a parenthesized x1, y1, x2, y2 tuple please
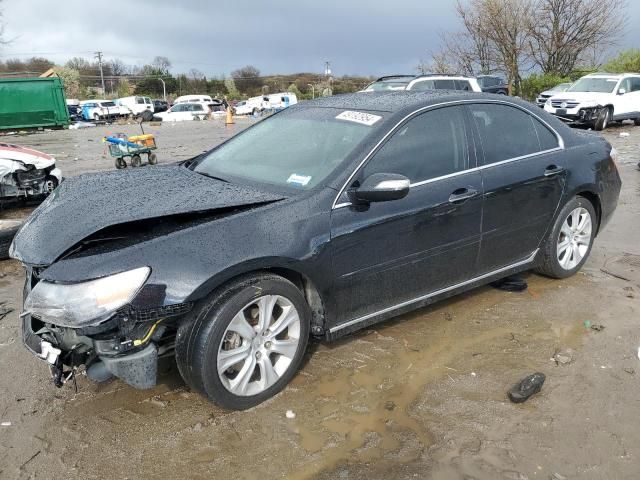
(24, 267, 150, 327)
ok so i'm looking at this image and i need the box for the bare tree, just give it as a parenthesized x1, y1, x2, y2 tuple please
(151, 56, 171, 75)
(526, 0, 627, 76)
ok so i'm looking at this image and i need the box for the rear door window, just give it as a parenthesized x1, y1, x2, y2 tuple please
(469, 103, 558, 165)
(454, 80, 472, 91)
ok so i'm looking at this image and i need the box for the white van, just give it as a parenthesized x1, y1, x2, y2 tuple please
(115, 96, 154, 116)
(234, 92, 297, 115)
(174, 94, 213, 104)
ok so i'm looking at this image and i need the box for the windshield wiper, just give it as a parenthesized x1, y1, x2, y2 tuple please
(196, 171, 230, 183)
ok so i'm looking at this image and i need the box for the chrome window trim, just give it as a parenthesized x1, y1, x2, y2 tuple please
(331, 99, 565, 210)
(329, 249, 539, 334)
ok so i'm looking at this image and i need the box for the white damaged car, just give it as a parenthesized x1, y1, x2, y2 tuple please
(544, 72, 640, 130)
(0, 143, 62, 207)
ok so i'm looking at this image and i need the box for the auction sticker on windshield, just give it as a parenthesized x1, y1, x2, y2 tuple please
(287, 173, 312, 186)
(335, 111, 382, 126)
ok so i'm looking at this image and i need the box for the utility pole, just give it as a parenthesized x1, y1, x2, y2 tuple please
(94, 51, 106, 95)
(324, 61, 331, 77)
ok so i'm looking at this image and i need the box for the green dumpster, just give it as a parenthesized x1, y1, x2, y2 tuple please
(0, 77, 70, 130)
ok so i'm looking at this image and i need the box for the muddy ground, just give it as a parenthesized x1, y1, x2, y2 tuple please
(0, 120, 639, 480)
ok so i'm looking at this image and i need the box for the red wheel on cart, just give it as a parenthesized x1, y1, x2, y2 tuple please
(115, 157, 127, 169)
(148, 153, 158, 165)
(131, 154, 142, 167)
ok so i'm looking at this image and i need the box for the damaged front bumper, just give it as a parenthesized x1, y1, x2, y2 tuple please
(544, 104, 604, 126)
(21, 267, 192, 390)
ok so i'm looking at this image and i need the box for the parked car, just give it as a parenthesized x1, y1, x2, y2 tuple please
(115, 96, 154, 116)
(66, 99, 82, 121)
(535, 82, 572, 107)
(153, 102, 210, 121)
(234, 93, 298, 115)
(153, 99, 169, 113)
(0, 143, 62, 208)
(362, 75, 482, 93)
(80, 100, 128, 122)
(477, 75, 509, 94)
(12, 92, 620, 410)
(544, 72, 640, 130)
(174, 94, 213, 104)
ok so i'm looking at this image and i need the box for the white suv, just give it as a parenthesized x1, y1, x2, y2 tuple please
(362, 75, 482, 93)
(544, 73, 640, 130)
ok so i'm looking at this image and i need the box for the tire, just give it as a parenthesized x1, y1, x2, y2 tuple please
(535, 196, 597, 279)
(594, 107, 611, 131)
(175, 273, 310, 410)
(148, 153, 157, 165)
(252, 108, 259, 116)
(93, 113, 100, 122)
(634, 118, 640, 126)
(130, 154, 142, 167)
(115, 157, 127, 169)
(0, 223, 21, 260)
(44, 176, 58, 194)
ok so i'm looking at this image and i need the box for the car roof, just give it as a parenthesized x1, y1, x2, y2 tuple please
(583, 72, 640, 78)
(299, 90, 506, 114)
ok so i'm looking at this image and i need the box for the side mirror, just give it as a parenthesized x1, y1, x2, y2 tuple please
(618, 88, 626, 95)
(352, 173, 410, 203)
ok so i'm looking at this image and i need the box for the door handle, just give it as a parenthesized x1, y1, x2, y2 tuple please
(448, 187, 478, 204)
(544, 165, 565, 177)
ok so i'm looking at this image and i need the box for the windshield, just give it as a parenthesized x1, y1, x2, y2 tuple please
(193, 107, 377, 190)
(568, 77, 618, 93)
(550, 83, 571, 92)
(101, 102, 116, 107)
(364, 78, 412, 91)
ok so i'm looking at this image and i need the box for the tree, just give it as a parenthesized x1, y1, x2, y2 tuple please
(53, 66, 80, 99)
(231, 65, 261, 95)
(151, 56, 171, 75)
(224, 77, 240, 98)
(116, 78, 131, 97)
(527, 0, 627, 76)
(603, 49, 640, 73)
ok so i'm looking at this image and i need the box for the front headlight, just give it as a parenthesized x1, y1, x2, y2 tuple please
(24, 267, 150, 327)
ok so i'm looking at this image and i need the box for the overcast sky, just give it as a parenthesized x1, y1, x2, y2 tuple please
(2, 0, 639, 77)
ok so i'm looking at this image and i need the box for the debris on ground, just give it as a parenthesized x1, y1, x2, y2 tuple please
(637, 347, 640, 361)
(623, 286, 635, 298)
(619, 132, 630, 138)
(384, 400, 396, 411)
(490, 275, 528, 292)
(69, 122, 96, 130)
(590, 324, 605, 332)
(623, 367, 635, 375)
(553, 349, 574, 366)
(550, 473, 567, 480)
(1, 421, 11, 426)
(285, 410, 296, 419)
(0, 302, 14, 322)
(508, 372, 546, 403)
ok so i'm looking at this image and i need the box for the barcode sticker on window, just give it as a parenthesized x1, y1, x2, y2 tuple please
(335, 111, 382, 126)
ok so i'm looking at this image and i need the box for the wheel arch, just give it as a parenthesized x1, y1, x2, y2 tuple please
(574, 189, 602, 235)
(186, 258, 328, 335)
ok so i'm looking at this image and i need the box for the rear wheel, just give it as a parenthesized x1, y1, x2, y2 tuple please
(634, 118, 640, 126)
(115, 157, 127, 169)
(175, 273, 310, 410)
(535, 196, 596, 279)
(594, 107, 611, 131)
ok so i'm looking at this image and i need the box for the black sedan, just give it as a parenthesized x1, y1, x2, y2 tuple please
(11, 91, 621, 410)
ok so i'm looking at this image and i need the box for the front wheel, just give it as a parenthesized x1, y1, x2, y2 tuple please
(130, 154, 142, 167)
(594, 107, 611, 131)
(115, 157, 127, 169)
(634, 118, 640, 126)
(175, 273, 310, 410)
(535, 196, 596, 279)
(148, 153, 157, 165)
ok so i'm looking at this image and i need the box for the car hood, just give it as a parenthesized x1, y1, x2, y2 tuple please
(11, 165, 285, 265)
(548, 91, 611, 104)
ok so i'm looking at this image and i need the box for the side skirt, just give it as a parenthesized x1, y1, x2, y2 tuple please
(325, 250, 539, 341)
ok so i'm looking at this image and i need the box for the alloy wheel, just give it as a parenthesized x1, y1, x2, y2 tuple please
(217, 295, 301, 396)
(557, 207, 592, 270)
